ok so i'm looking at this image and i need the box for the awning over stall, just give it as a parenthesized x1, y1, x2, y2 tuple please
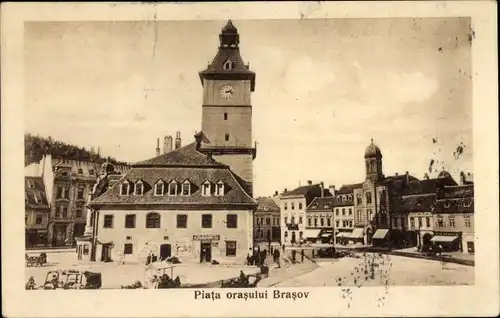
(336, 232, 351, 238)
(349, 228, 364, 239)
(303, 229, 321, 238)
(430, 235, 459, 243)
(372, 229, 389, 240)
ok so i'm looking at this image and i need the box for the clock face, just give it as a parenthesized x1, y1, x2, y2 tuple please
(219, 85, 234, 99)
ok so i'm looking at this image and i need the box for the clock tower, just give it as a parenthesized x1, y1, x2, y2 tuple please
(198, 20, 257, 196)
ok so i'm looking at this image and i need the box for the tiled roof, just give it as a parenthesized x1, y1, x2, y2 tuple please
(306, 197, 335, 211)
(282, 184, 326, 197)
(401, 194, 437, 212)
(434, 198, 474, 214)
(90, 166, 257, 208)
(256, 197, 280, 212)
(25, 177, 49, 209)
(134, 142, 225, 167)
(337, 183, 363, 194)
(437, 184, 474, 200)
(403, 177, 458, 196)
(200, 48, 254, 75)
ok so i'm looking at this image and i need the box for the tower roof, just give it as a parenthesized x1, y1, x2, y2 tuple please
(364, 138, 382, 158)
(199, 20, 255, 90)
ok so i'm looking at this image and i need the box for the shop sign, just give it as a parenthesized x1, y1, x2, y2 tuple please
(193, 234, 220, 241)
(434, 231, 461, 237)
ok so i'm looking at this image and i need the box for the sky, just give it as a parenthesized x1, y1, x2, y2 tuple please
(25, 18, 473, 197)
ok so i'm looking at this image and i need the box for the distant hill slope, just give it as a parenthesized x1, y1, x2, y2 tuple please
(25, 133, 128, 167)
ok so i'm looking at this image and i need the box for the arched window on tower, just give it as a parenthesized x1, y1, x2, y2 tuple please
(223, 59, 233, 70)
(371, 161, 377, 173)
(366, 162, 370, 173)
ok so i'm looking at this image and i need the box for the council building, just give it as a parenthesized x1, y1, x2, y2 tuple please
(86, 20, 258, 265)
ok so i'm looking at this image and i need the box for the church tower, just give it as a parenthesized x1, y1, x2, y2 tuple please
(198, 20, 257, 195)
(364, 138, 383, 182)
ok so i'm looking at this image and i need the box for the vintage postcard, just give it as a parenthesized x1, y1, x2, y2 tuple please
(2, 1, 499, 317)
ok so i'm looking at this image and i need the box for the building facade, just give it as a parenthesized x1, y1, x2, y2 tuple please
(25, 154, 128, 247)
(86, 21, 258, 265)
(25, 176, 50, 247)
(305, 196, 335, 243)
(432, 184, 474, 253)
(280, 182, 330, 245)
(254, 195, 281, 243)
(333, 185, 357, 244)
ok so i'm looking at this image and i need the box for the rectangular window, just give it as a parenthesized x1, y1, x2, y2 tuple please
(35, 215, 43, 224)
(227, 214, 237, 228)
(216, 183, 224, 196)
(464, 217, 471, 227)
(225, 134, 229, 141)
(291, 202, 295, 210)
(182, 183, 190, 196)
(169, 183, 177, 195)
(284, 216, 287, 224)
(410, 217, 415, 230)
(342, 208, 346, 216)
(335, 209, 339, 216)
(335, 220, 339, 227)
(125, 214, 136, 228)
(226, 241, 236, 256)
(57, 187, 63, 199)
(62, 207, 68, 218)
(135, 183, 144, 195)
(394, 217, 399, 227)
(418, 217, 423, 228)
(77, 168, 83, 174)
(77, 187, 84, 200)
(349, 208, 353, 216)
(320, 218, 324, 226)
(103, 215, 114, 228)
(291, 216, 295, 224)
(449, 217, 455, 228)
(121, 183, 129, 196)
(349, 220, 353, 227)
(426, 217, 431, 228)
(155, 184, 164, 196)
(343, 220, 348, 227)
(266, 218, 270, 225)
(76, 209, 83, 218)
(314, 218, 318, 226)
(124, 243, 133, 255)
(284, 203, 288, 210)
(327, 218, 331, 226)
(224, 113, 228, 120)
(63, 187, 70, 199)
(202, 183, 211, 196)
(176, 214, 187, 228)
(357, 196, 362, 205)
(299, 216, 303, 224)
(202, 214, 212, 228)
(308, 218, 312, 226)
(437, 218, 444, 227)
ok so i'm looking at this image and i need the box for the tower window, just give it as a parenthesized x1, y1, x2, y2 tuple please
(224, 113, 228, 120)
(225, 134, 229, 141)
(223, 59, 233, 70)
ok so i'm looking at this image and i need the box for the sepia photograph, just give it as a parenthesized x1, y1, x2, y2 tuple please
(2, 2, 498, 317)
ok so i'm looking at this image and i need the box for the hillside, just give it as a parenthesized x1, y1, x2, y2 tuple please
(25, 133, 128, 167)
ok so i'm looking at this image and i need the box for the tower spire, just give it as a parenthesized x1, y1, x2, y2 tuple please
(219, 19, 239, 48)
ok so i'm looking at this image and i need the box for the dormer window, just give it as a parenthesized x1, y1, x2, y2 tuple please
(120, 180, 130, 196)
(77, 168, 83, 174)
(155, 180, 165, 196)
(216, 181, 225, 196)
(181, 180, 191, 196)
(168, 180, 178, 196)
(27, 180, 34, 188)
(223, 59, 233, 70)
(342, 196, 347, 202)
(135, 180, 144, 196)
(202, 181, 211, 196)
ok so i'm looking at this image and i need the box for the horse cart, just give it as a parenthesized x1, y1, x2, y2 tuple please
(42, 269, 102, 290)
(143, 263, 181, 289)
(25, 253, 47, 267)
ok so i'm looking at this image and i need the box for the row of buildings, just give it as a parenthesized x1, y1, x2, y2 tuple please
(254, 140, 475, 253)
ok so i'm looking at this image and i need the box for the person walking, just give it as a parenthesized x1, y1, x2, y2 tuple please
(301, 249, 305, 263)
(282, 243, 285, 252)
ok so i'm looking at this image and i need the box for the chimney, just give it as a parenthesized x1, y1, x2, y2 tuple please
(395, 172, 398, 176)
(307, 180, 312, 185)
(406, 171, 409, 184)
(320, 182, 324, 197)
(284, 188, 288, 194)
(163, 135, 173, 154)
(460, 171, 466, 185)
(274, 190, 278, 197)
(424, 173, 429, 180)
(329, 185, 336, 197)
(175, 131, 181, 149)
(156, 138, 160, 157)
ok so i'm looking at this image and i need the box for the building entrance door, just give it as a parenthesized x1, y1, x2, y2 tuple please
(160, 244, 172, 260)
(77, 245, 83, 260)
(200, 242, 212, 263)
(101, 243, 112, 262)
